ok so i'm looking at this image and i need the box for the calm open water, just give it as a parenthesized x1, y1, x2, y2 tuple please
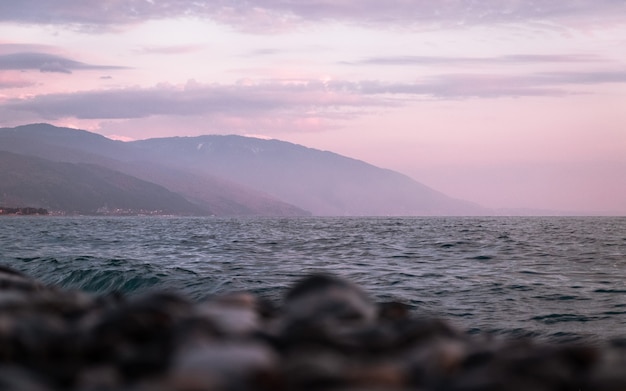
(1, 216, 625, 343)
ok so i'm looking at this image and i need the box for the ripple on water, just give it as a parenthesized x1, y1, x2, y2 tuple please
(1, 216, 625, 343)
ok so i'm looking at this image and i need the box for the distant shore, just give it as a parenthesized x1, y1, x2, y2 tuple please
(0, 206, 48, 215)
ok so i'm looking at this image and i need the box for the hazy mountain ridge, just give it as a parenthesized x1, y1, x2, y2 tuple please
(0, 124, 310, 216)
(0, 123, 486, 216)
(131, 135, 486, 215)
(0, 150, 205, 215)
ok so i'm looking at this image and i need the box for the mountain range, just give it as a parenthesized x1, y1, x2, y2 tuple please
(0, 123, 487, 216)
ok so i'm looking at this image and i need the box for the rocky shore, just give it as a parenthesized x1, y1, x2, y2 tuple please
(1, 265, 624, 391)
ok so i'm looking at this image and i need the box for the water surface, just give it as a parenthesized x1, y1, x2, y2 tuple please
(1, 216, 624, 343)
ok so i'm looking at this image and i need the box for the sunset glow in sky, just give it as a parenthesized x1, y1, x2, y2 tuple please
(1, 1, 626, 213)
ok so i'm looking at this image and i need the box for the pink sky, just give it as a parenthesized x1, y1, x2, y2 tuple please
(1, 1, 625, 214)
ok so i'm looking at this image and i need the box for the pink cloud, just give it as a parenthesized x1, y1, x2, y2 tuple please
(0, 72, 35, 89)
(134, 44, 206, 55)
(4, 80, 381, 120)
(350, 54, 605, 66)
(0, 43, 61, 54)
(0, 52, 128, 73)
(1, 1, 623, 33)
(106, 134, 135, 142)
(4, 69, 626, 124)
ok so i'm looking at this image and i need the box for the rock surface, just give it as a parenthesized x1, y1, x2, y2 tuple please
(0, 266, 625, 390)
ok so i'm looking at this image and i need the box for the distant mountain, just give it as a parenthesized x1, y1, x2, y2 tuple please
(0, 151, 204, 215)
(0, 124, 310, 216)
(130, 135, 486, 215)
(0, 123, 487, 216)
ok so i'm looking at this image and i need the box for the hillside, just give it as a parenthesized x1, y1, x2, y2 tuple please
(0, 124, 310, 216)
(130, 135, 486, 215)
(0, 151, 205, 215)
(0, 124, 487, 216)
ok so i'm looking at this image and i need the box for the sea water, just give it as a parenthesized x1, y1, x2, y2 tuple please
(1, 216, 624, 343)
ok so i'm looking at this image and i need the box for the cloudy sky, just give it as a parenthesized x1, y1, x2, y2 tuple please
(1, 1, 625, 213)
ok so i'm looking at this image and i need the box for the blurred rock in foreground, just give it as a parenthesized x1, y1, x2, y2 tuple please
(1, 266, 625, 391)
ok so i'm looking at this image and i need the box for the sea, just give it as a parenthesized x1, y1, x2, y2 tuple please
(1, 216, 625, 344)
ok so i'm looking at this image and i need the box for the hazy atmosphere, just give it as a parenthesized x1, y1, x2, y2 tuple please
(1, 1, 625, 214)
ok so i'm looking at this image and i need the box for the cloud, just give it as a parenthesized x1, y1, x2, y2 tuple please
(352, 77, 565, 99)
(333, 70, 626, 99)
(0, 73, 35, 89)
(0, 1, 623, 32)
(4, 80, 380, 120)
(106, 134, 135, 142)
(353, 71, 626, 98)
(537, 71, 626, 85)
(6, 69, 626, 122)
(349, 54, 605, 66)
(0, 43, 59, 54)
(0, 52, 128, 73)
(135, 44, 206, 55)
(244, 48, 283, 57)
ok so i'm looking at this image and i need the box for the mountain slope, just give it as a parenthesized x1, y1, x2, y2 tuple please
(1, 123, 486, 216)
(0, 151, 205, 214)
(0, 124, 310, 216)
(131, 135, 486, 216)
